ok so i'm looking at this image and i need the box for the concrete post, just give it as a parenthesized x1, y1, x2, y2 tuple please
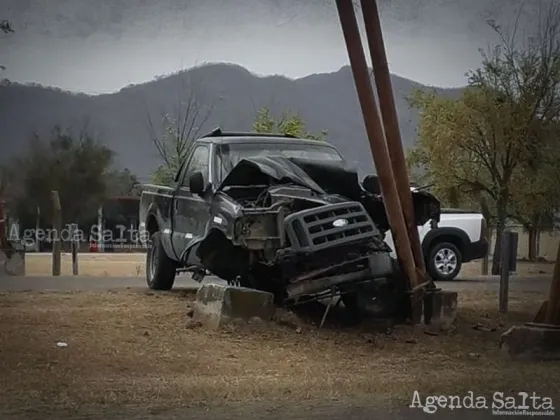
(70, 223, 79, 275)
(499, 232, 513, 314)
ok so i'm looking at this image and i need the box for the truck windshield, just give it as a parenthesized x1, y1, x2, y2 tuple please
(216, 142, 344, 182)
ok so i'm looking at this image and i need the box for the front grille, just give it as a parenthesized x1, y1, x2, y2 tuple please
(284, 202, 377, 252)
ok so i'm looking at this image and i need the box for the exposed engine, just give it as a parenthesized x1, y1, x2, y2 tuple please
(196, 155, 440, 307)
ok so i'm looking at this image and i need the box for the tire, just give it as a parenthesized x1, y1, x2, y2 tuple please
(427, 241, 462, 281)
(146, 231, 176, 290)
(342, 260, 408, 320)
(341, 292, 371, 321)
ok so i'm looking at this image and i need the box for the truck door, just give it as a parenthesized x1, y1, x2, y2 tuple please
(171, 144, 211, 262)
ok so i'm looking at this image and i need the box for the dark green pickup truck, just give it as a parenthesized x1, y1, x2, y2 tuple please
(139, 129, 440, 312)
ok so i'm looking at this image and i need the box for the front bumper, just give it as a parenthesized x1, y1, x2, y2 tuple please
(285, 250, 393, 298)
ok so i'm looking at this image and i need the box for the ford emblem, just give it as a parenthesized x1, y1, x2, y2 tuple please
(332, 218, 348, 227)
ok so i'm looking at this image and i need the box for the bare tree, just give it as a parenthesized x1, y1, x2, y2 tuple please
(144, 72, 218, 184)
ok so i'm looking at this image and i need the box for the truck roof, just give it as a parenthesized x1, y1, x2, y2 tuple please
(195, 135, 335, 147)
(195, 128, 337, 149)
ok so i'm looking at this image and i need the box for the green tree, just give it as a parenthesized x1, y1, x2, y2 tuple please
(508, 139, 560, 260)
(408, 1, 560, 272)
(106, 168, 141, 197)
(252, 107, 327, 140)
(6, 125, 137, 230)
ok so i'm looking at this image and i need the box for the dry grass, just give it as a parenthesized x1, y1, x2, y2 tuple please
(25, 253, 145, 277)
(24, 253, 555, 277)
(1, 287, 559, 414)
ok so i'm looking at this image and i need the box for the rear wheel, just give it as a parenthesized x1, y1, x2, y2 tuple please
(146, 231, 176, 290)
(427, 241, 462, 281)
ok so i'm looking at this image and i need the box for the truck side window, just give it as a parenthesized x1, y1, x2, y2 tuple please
(181, 145, 210, 188)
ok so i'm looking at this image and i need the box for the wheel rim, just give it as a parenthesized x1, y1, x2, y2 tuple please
(434, 248, 457, 276)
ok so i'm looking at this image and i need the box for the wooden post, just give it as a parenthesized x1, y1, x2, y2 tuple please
(480, 197, 490, 275)
(97, 205, 104, 252)
(359, 0, 427, 280)
(499, 232, 512, 313)
(481, 226, 491, 275)
(35, 206, 41, 253)
(335, 0, 419, 288)
(70, 223, 79, 275)
(51, 191, 61, 276)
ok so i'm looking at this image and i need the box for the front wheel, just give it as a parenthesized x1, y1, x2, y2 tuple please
(427, 242, 462, 281)
(146, 231, 176, 290)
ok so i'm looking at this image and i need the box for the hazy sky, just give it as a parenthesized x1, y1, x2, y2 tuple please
(1, 0, 542, 94)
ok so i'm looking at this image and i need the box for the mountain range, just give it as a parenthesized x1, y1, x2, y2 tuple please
(0, 63, 463, 180)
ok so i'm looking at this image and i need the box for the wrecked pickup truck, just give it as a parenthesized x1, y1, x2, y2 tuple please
(139, 129, 440, 313)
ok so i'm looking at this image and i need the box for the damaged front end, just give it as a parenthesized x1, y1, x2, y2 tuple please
(196, 156, 439, 311)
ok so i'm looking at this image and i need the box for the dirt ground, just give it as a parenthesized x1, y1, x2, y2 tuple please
(1, 287, 559, 418)
(23, 253, 556, 277)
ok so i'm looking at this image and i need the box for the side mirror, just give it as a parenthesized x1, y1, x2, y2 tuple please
(362, 174, 380, 194)
(189, 171, 205, 195)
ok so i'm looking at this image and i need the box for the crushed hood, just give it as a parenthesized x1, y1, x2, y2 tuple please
(218, 156, 363, 199)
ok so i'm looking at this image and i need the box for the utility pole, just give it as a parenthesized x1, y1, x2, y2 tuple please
(359, 0, 427, 284)
(335, 0, 418, 289)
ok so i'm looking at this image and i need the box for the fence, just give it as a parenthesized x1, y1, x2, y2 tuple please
(488, 226, 560, 262)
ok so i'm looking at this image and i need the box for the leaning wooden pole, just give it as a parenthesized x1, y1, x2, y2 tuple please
(335, 0, 418, 288)
(359, 0, 427, 283)
(51, 190, 62, 276)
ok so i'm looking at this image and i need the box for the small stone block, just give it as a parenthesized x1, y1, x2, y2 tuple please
(500, 324, 560, 360)
(194, 283, 275, 329)
(440, 291, 458, 331)
(0, 250, 25, 276)
(423, 291, 443, 326)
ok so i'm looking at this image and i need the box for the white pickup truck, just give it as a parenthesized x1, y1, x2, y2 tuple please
(384, 208, 489, 281)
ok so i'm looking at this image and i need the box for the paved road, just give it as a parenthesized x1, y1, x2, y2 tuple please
(0, 272, 552, 293)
